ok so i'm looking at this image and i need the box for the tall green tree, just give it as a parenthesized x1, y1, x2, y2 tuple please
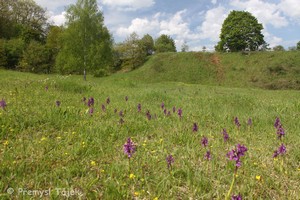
(297, 41, 300, 51)
(155, 34, 176, 53)
(216, 10, 266, 52)
(140, 34, 154, 55)
(55, 0, 113, 75)
(0, 0, 48, 41)
(115, 32, 146, 70)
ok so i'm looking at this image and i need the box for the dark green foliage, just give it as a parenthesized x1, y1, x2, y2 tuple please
(216, 11, 266, 52)
(155, 34, 176, 53)
(140, 34, 154, 55)
(3, 38, 25, 69)
(0, 39, 7, 68)
(19, 40, 52, 73)
(55, 0, 113, 75)
(297, 41, 300, 50)
(113, 32, 147, 70)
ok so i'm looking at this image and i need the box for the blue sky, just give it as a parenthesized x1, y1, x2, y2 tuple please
(36, 0, 300, 51)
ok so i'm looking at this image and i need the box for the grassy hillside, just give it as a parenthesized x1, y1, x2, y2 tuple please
(0, 70, 300, 199)
(128, 51, 300, 89)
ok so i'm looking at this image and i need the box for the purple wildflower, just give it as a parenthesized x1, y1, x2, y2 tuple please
(89, 107, 94, 116)
(234, 117, 241, 128)
(172, 106, 176, 113)
(273, 143, 286, 158)
(137, 103, 141, 112)
(0, 99, 7, 110)
(193, 123, 198, 132)
(231, 194, 242, 200)
(274, 117, 281, 129)
(161, 102, 165, 109)
(201, 136, 208, 147)
(56, 100, 61, 107)
(119, 118, 124, 125)
(167, 111, 171, 116)
(146, 110, 151, 120)
(166, 155, 174, 169)
(119, 110, 124, 117)
(222, 129, 229, 142)
(87, 97, 94, 107)
(163, 108, 167, 115)
(106, 97, 110, 105)
(247, 118, 252, 126)
(204, 150, 211, 160)
(123, 138, 136, 158)
(178, 108, 182, 118)
(125, 96, 128, 101)
(101, 104, 106, 112)
(227, 144, 248, 168)
(276, 124, 285, 139)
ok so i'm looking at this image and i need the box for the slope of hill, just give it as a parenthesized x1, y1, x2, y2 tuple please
(127, 51, 300, 90)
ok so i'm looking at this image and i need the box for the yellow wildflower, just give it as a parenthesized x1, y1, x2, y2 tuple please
(91, 161, 96, 166)
(56, 136, 61, 139)
(256, 175, 261, 181)
(129, 173, 135, 179)
(41, 137, 47, 141)
(153, 197, 158, 200)
(100, 169, 105, 173)
(3, 140, 9, 146)
(134, 191, 140, 197)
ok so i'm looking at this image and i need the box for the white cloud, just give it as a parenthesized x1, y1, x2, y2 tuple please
(211, 0, 217, 4)
(48, 11, 67, 26)
(159, 10, 191, 37)
(279, 0, 300, 20)
(197, 6, 228, 42)
(101, 0, 155, 11)
(35, 0, 75, 11)
(263, 30, 283, 48)
(116, 17, 160, 36)
(230, 0, 288, 28)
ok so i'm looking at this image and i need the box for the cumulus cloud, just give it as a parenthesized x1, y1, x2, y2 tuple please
(279, 0, 300, 20)
(197, 6, 228, 42)
(116, 13, 161, 36)
(230, 0, 288, 28)
(263, 30, 283, 48)
(101, 0, 155, 11)
(48, 11, 67, 26)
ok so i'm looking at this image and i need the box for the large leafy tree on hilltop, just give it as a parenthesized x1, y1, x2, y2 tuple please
(216, 10, 266, 52)
(155, 34, 176, 53)
(56, 0, 113, 74)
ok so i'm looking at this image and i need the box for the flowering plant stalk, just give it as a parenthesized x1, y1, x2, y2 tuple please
(225, 144, 247, 200)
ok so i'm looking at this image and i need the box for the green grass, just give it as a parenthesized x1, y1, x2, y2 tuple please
(0, 60, 300, 199)
(129, 51, 300, 90)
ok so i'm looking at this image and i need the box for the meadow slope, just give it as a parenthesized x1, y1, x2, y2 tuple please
(128, 51, 300, 90)
(0, 59, 300, 199)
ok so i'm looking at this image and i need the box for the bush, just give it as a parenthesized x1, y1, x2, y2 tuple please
(19, 41, 52, 73)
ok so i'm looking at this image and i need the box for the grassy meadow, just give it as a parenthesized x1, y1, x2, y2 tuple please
(0, 52, 300, 199)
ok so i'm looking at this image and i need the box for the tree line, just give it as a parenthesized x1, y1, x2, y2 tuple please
(0, 0, 176, 75)
(0, 0, 299, 75)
